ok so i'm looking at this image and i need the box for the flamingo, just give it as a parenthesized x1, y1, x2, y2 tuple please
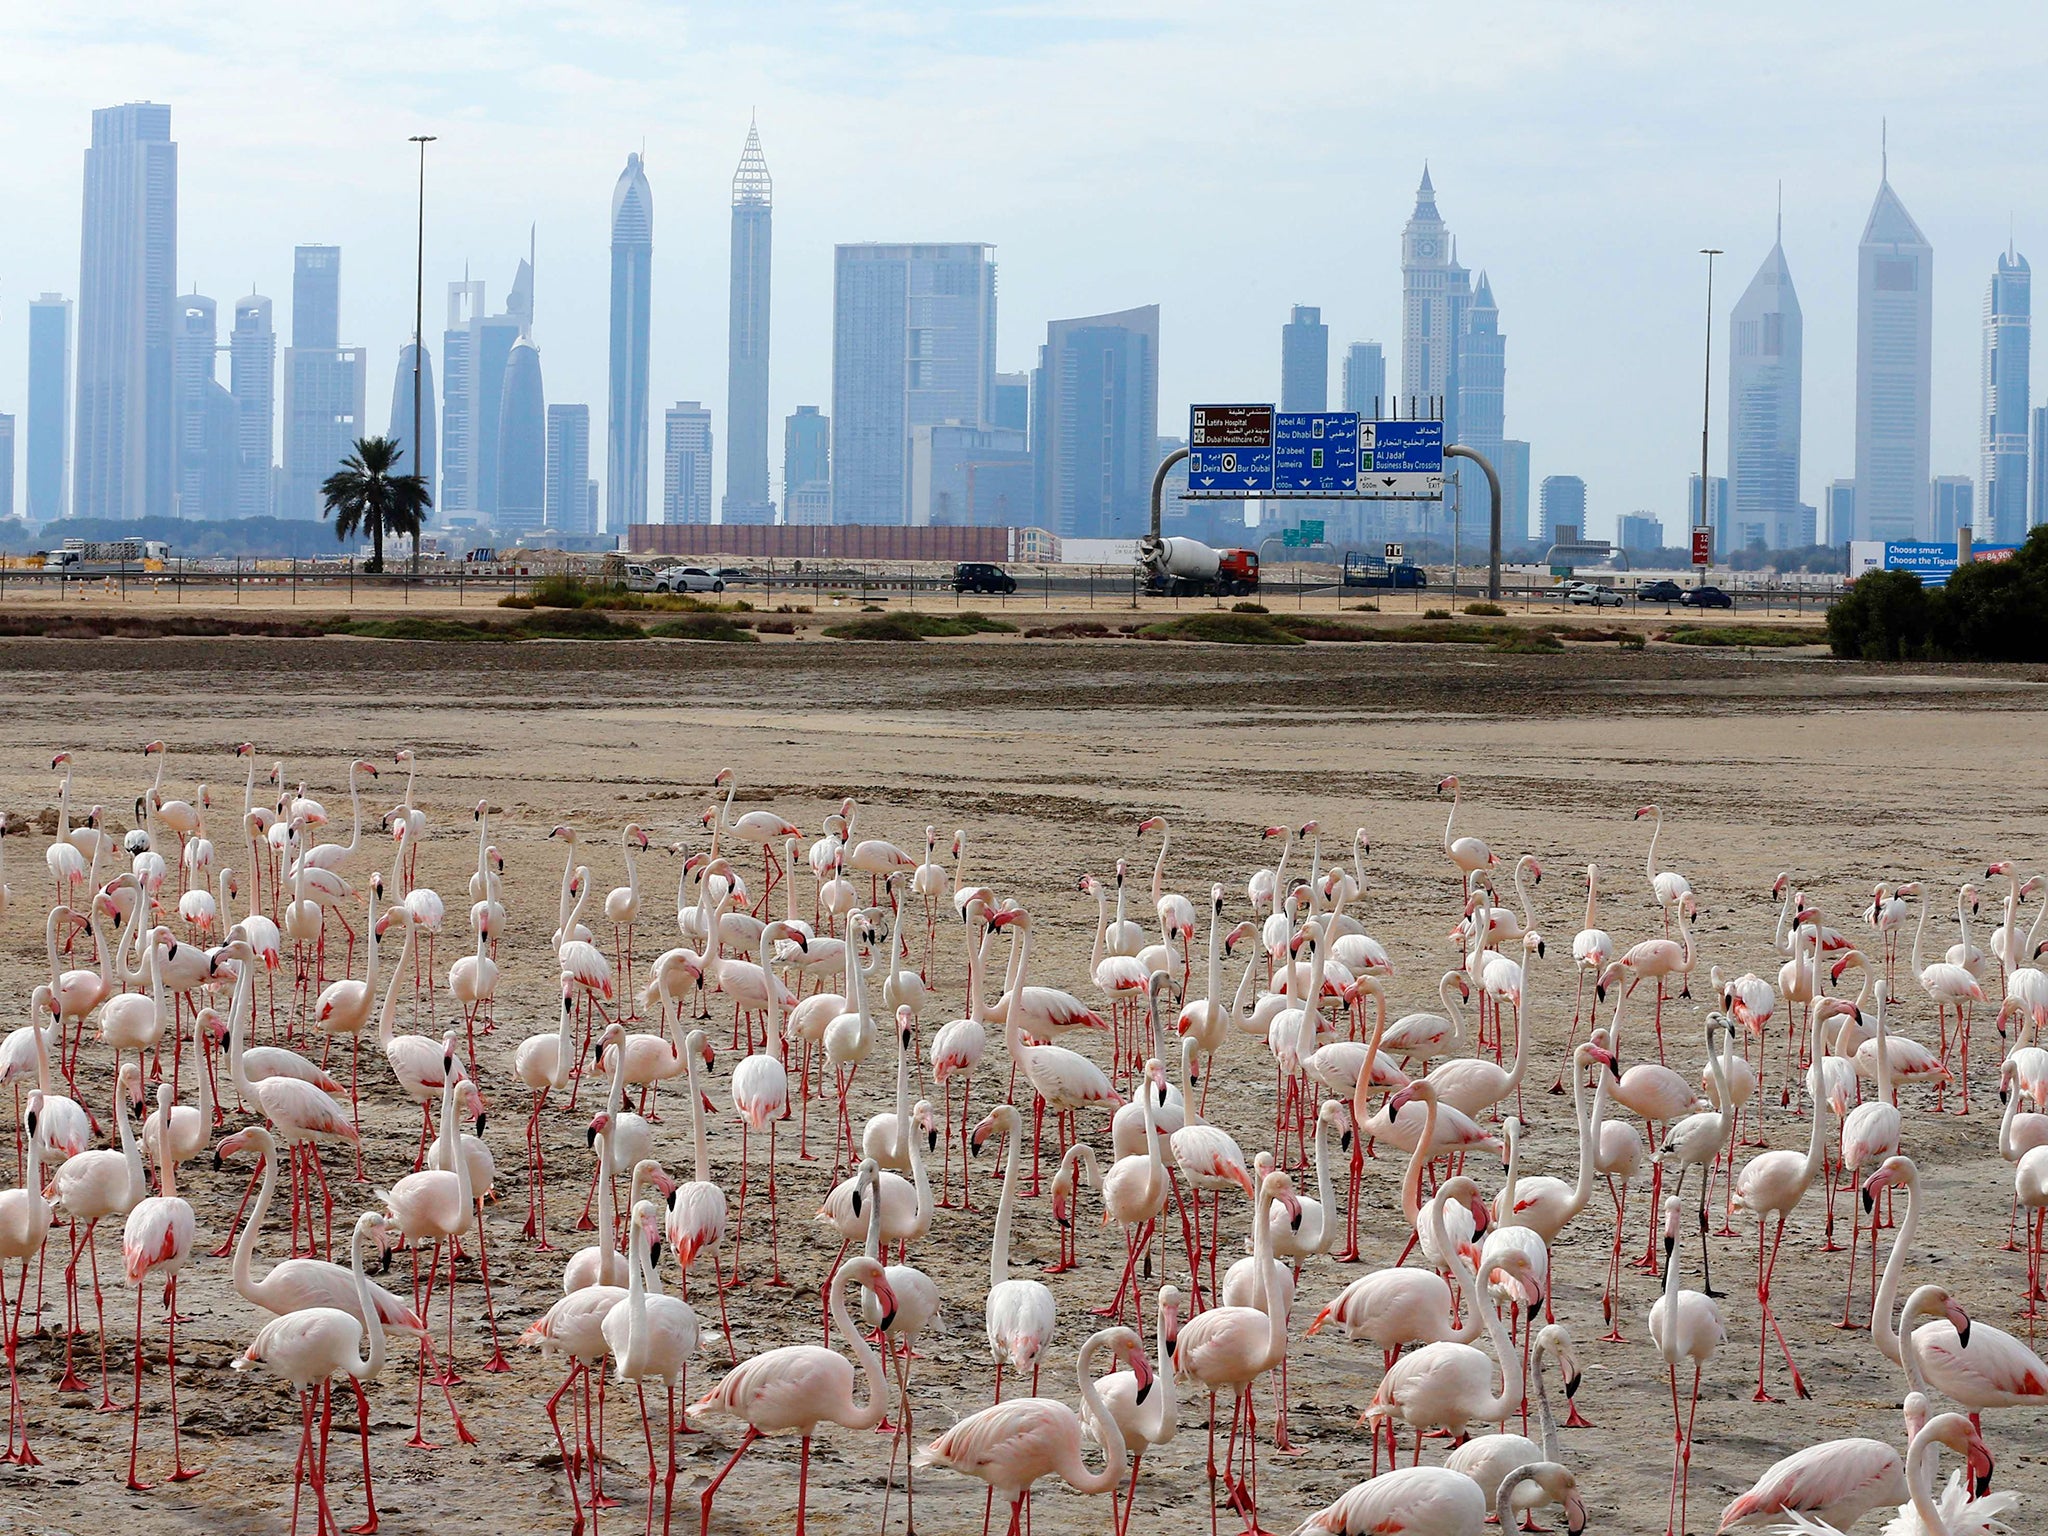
(1616, 895, 1698, 1057)
(122, 1081, 202, 1489)
(514, 981, 580, 1250)
(312, 870, 386, 1140)
(229, 1211, 392, 1536)
(520, 1261, 633, 1530)
(1563, 864, 1615, 1061)
(1445, 1323, 1590, 1524)
(1913, 888, 1988, 1112)
(1867, 1154, 2048, 1420)
(291, 758, 379, 877)
(1646, 1195, 1727, 1536)
(1649, 1017, 1739, 1293)
(990, 908, 1119, 1187)
(1082, 1286, 1179, 1536)
(1436, 774, 1496, 892)
(1292, 1461, 1586, 1536)
(0, 1094, 55, 1466)
(931, 907, 991, 1209)
(687, 1254, 894, 1536)
(1746, 1409, 2009, 1536)
(917, 1326, 1141, 1536)
(605, 823, 651, 1005)
(1839, 978, 1904, 1326)
(1176, 1166, 1299, 1536)
(1730, 991, 1831, 1401)
(603, 1197, 701, 1536)
(910, 825, 952, 971)
(1716, 1395, 1928, 1532)
(849, 1156, 944, 1531)
(973, 1103, 1060, 1398)
(375, 904, 471, 1165)
(1635, 803, 1693, 928)
(376, 1035, 481, 1451)
(663, 1026, 737, 1355)
(729, 929, 798, 1284)
(49, 1061, 148, 1407)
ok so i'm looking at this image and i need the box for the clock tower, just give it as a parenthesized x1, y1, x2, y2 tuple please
(1400, 165, 1455, 411)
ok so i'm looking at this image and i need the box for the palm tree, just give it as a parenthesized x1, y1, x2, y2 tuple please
(319, 436, 431, 573)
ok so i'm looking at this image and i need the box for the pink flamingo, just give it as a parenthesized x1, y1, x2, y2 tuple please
(973, 1104, 1059, 1401)
(0, 1093, 55, 1465)
(688, 1254, 894, 1536)
(1716, 1393, 1928, 1531)
(603, 1198, 702, 1536)
(1294, 1461, 1584, 1535)
(122, 1082, 202, 1489)
(515, 981, 580, 1250)
(1615, 895, 1697, 1060)
(664, 1027, 737, 1359)
(1435, 774, 1496, 893)
(917, 1325, 1141, 1536)
(229, 1211, 391, 1536)
(49, 1062, 147, 1409)
(1646, 1196, 1726, 1536)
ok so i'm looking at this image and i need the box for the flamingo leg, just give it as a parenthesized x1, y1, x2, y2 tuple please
(698, 1424, 760, 1536)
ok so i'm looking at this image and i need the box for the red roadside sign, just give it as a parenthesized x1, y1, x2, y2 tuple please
(1691, 526, 1712, 566)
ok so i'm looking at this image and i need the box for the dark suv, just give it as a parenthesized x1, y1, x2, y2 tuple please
(1680, 584, 1734, 609)
(1638, 579, 1685, 603)
(954, 562, 1016, 595)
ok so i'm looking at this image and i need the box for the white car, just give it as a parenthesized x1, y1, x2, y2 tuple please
(1567, 582, 1624, 607)
(654, 565, 725, 594)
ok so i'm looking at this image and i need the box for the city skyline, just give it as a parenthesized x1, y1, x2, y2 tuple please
(2, 8, 2045, 542)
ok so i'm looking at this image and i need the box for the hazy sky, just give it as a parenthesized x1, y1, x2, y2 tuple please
(3, 1, 2044, 538)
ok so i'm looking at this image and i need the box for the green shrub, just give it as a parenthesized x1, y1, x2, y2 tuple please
(753, 617, 796, 635)
(1488, 629, 1563, 654)
(1137, 613, 1304, 645)
(1270, 616, 1371, 641)
(824, 611, 1018, 641)
(1463, 601, 1506, 617)
(1618, 632, 1647, 651)
(521, 573, 603, 609)
(1350, 601, 1380, 612)
(1663, 624, 1825, 649)
(511, 608, 643, 640)
(1825, 569, 1935, 660)
(1023, 620, 1111, 638)
(337, 617, 508, 641)
(1423, 607, 1452, 619)
(647, 613, 758, 642)
(1231, 600, 1269, 613)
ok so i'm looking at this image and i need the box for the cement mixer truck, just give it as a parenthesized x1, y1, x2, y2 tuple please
(1135, 534, 1260, 598)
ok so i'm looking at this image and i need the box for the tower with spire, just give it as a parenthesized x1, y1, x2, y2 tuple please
(1854, 131, 1932, 541)
(1401, 165, 1485, 532)
(1981, 239, 2030, 543)
(607, 151, 653, 533)
(724, 116, 775, 524)
(1727, 191, 1804, 549)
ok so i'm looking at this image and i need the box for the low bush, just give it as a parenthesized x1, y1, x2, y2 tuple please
(1138, 613, 1304, 645)
(647, 613, 758, 642)
(1423, 607, 1452, 619)
(1662, 624, 1826, 648)
(1270, 616, 1372, 642)
(752, 618, 797, 635)
(1023, 620, 1111, 639)
(1463, 601, 1507, 617)
(826, 610, 1018, 641)
(1231, 600, 1269, 613)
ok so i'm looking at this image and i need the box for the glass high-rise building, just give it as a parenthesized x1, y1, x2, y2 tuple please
(75, 102, 177, 520)
(1400, 167, 1471, 433)
(724, 121, 773, 523)
(607, 153, 653, 533)
(1932, 475, 1973, 541)
(1454, 273, 1505, 506)
(0, 416, 14, 521)
(831, 243, 996, 524)
(27, 295, 72, 522)
(441, 280, 485, 517)
(1728, 220, 1803, 548)
(292, 246, 340, 350)
(230, 294, 275, 519)
(2033, 407, 2048, 531)
(1280, 305, 1327, 412)
(1854, 157, 1933, 541)
(496, 338, 546, 535)
(784, 405, 830, 524)
(386, 341, 436, 504)
(1500, 439, 1530, 543)
(991, 373, 1030, 434)
(172, 291, 236, 518)
(1539, 475, 1586, 544)
(281, 245, 364, 519)
(1033, 305, 1159, 539)
(546, 404, 591, 534)
(1979, 248, 2030, 543)
(663, 402, 714, 525)
(1825, 479, 1856, 544)
(1342, 342, 1385, 415)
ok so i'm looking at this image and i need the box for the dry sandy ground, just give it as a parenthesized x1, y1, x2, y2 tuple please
(0, 636, 2044, 1536)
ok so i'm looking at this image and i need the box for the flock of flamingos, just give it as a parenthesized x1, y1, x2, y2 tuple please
(0, 746, 2042, 1536)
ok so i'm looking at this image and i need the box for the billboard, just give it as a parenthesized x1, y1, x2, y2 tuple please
(1847, 541, 2020, 587)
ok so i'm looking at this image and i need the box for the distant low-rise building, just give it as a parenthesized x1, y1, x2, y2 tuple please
(1617, 512, 1664, 550)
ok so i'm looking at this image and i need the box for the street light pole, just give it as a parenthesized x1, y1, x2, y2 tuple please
(409, 133, 437, 575)
(1696, 247, 1721, 587)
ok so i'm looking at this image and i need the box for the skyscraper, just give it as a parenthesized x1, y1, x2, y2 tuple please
(27, 295, 72, 522)
(607, 153, 653, 533)
(281, 246, 364, 518)
(172, 291, 235, 518)
(292, 245, 340, 350)
(1932, 474, 1973, 541)
(1280, 305, 1328, 412)
(1342, 342, 1385, 415)
(1980, 248, 2030, 543)
(1538, 475, 1585, 543)
(1401, 167, 1471, 430)
(2033, 406, 2048, 530)
(1033, 305, 1159, 539)
(663, 402, 714, 525)
(724, 120, 774, 523)
(1825, 479, 1856, 544)
(1499, 439, 1531, 543)
(0, 417, 14, 521)
(546, 404, 591, 534)
(784, 405, 830, 525)
(1618, 513, 1665, 551)
(440, 280, 485, 517)
(991, 373, 1030, 434)
(229, 293, 275, 519)
(1454, 273, 1505, 489)
(1689, 473, 1732, 552)
(386, 341, 437, 501)
(1854, 151, 1933, 541)
(831, 243, 996, 525)
(75, 102, 177, 520)
(495, 338, 546, 535)
(1728, 215, 1804, 548)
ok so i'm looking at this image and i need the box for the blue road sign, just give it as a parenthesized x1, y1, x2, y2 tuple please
(1272, 412, 1359, 493)
(1366, 419, 1444, 474)
(1186, 445, 1273, 495)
